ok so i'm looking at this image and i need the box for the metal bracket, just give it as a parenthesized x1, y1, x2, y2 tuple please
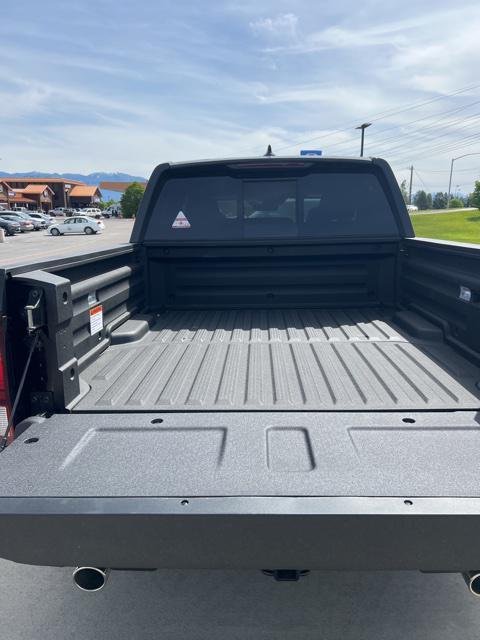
(25, 289, 45, 334)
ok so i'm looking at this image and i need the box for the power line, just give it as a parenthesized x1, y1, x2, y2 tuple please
(308, 106, 480, 161)
(270, 82, 480, 153)
(391, 140, 480, 167)
(315, 98, 480, 154)
(413, 166, 480, 173)
(414, 168, 430, 191)
(373, 112, 480, 157)
(395, 130, 480, 159)
(389, 130, 480, 161)
(369, 108, 480, 154)
(389, 134, 480, 164)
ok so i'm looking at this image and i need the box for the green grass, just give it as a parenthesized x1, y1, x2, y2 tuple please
(411, 209, 480, 244)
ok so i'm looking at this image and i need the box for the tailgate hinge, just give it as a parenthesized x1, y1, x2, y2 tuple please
(25, 289, 45, 334)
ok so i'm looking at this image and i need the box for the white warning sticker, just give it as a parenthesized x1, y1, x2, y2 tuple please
(89, 304, 103, 335)
(172, 211, 191, 229)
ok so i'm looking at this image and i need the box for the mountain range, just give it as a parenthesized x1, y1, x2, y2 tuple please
(0, 171, 146, 185)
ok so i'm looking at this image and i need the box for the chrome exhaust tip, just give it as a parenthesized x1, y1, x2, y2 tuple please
(463, 571, 480, 597)
(73, 567, 110, 592)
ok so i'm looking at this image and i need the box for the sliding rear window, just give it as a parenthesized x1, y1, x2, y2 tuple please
(146, 167, 400, 240)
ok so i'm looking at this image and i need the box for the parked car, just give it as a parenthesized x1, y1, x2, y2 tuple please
(102, 204, 122, 218)
(406, 204, 418, 212)
(49, 215, 105, 235)
(101, 210, 117, 219)
(27, 212, 55, 226)
(48, 207, 66, 217)
(81, 207, 103, 219)
(0, 213, 34, 232)
(2, 210, 47, 231)
(0, 217, 21, 236)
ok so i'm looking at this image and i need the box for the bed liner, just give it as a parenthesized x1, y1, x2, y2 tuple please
(74, 307, 480, 412)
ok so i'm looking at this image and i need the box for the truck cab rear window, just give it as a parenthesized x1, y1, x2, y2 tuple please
(146, 171, 399, 240)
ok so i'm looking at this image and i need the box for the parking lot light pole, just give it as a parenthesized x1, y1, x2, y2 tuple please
(356, 123, 372, 157)
(447, 152, 480, 208)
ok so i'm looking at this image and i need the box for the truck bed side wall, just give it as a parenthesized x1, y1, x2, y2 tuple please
(6, 247, 144, 412)
(400, 238, 480, 356)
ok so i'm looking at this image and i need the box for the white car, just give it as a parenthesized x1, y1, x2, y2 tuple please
(104, 204, 122, 218)
(406, 204, 418, 212)
(28, 212, 55, 226)
(81, 207, 103, 219)
(49, 216, 105, 235)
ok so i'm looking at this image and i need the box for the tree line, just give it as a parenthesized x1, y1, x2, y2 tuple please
(400, 180, 480, 210)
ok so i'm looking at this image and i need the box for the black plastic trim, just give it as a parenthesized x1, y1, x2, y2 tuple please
(2, 496, 480, 570)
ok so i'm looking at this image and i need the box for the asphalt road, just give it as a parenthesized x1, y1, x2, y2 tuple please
(0, 218, 135, 268)
(2, 562, 480, 639)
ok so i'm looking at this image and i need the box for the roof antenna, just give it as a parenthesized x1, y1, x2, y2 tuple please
(264, 144, 275, 157)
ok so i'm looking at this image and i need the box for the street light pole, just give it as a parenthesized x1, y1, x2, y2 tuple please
(447, 152, 480, 208)
(356, 123, 372, 157)
(409, 165, 414, 205)
(447, 158, 455, 209)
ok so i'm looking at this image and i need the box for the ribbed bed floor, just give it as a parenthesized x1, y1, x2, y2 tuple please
(75, 308, 480, 411)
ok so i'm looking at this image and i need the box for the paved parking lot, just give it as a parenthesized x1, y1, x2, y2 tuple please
(0, 217, 134, 268)
(2, 562, 480, 640)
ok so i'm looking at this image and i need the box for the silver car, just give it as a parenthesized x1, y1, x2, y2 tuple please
(1, 210, 47, 231)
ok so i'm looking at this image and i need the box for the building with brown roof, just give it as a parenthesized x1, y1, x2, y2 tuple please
(1, 177, 101, 210)
(69, 185, 102, 208)
(11, 184, 54, 211)
(0, 181, 16, 208)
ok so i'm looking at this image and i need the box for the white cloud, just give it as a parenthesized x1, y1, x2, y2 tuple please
(250, 13, 298, 40)
(0, 0, 479, 194)
(0, 121, 296, 175)
(387, 20, 480, 93)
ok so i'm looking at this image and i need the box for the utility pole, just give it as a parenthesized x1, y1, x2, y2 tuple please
(447, 152, 480, 209)
(447, 158, 454, 210)
(408, 165, 414, 205)
(355, 123, 372, 157)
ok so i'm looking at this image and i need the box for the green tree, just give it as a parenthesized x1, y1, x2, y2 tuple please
(413, 190, 429, 210)
(448, 197, 463, 208)
(470, 181, 480, 210)
(399, 179, 409, 204)
(432, 192, 447, 209)
(426, 193, 432, 209)
(98, 198, 118, 211)
(120, 182, 145, 218)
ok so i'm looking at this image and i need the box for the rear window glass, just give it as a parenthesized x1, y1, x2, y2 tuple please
(146, 170, 399, 240)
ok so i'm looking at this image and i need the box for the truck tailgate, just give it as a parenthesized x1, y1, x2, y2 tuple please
(1, 411, 480, 570)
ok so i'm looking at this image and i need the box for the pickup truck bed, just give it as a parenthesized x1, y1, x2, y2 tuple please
(76, 307, 480, 412)
(2, 157, 480, 576)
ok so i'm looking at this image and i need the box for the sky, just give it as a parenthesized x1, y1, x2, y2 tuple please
(1, 0, 480, 193)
